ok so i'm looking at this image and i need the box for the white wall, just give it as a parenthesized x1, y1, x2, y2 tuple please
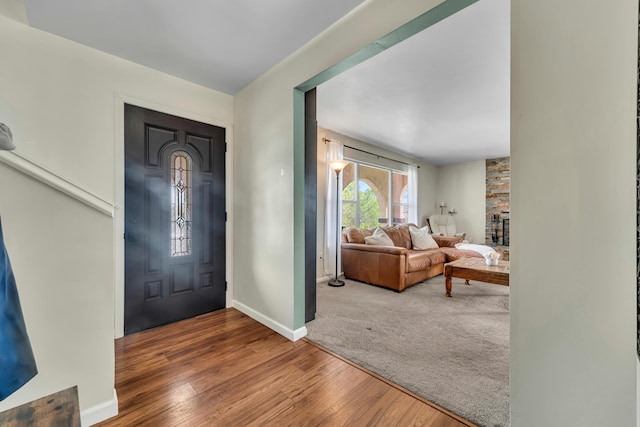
(236, 0, 638, 424)
(234, 0, 445, 332)
(4, 0, 634, 424)
(435, 160, 486, 243)
(316, 128, 437, 280)
(0, 14, 233, 423)
(511, 1, 637, 426)
(0, 166, 113, 418)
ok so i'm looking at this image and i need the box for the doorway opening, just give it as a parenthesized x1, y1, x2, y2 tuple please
(295, 0, 486, 324)
(294, 0, 509, 425)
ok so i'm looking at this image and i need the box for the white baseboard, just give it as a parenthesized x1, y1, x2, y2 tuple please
(316, 276, 330, 285)
(81, 388, 118, 426)
(232, 300, 307, 341)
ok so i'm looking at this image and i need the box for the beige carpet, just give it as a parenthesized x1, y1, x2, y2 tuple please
(306, 275, 509, 427)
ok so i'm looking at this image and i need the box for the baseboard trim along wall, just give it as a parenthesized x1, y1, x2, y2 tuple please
(232, 300, 307, 341)
(316, 276, 330, 285)
(81, 388, 118, 426)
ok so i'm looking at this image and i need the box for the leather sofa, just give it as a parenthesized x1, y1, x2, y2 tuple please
(341, 224, 482, 292)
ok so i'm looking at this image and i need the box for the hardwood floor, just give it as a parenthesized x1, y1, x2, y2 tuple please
(96, 308, 474, 426)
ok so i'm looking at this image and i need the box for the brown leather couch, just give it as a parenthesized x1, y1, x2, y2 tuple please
(341, 225, 482, 292)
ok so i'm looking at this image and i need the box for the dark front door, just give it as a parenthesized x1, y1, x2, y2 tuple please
(124, 104, 226, 335)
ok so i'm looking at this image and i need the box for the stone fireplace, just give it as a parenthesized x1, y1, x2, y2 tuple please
(486, 157, 510, 246)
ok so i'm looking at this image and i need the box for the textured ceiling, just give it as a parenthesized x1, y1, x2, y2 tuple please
(318, 0, 510, 165)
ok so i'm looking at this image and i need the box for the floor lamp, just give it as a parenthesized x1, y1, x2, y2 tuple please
(328, 159, 349, 287)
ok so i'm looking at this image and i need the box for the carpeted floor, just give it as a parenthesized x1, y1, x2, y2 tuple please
(306, 275, 509, 427)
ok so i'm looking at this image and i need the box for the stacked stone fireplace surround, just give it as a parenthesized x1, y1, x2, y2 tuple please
(486, 157, 510, 259)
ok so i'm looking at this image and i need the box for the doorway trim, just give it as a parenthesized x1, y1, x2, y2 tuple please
(113, 94, 234, 338)
(293, 0, 479, 329)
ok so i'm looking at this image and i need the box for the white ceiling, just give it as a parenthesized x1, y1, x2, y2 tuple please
(317, 0, 510, 165)
(22, 0, 366, 95)
(12, 0, 509, 165)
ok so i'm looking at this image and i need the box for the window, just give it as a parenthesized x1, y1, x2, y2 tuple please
(392, 173, 409, 224)
(340, 161, 409, 228)
(170, 151, 192, 257)
(341, 163, 356, 228)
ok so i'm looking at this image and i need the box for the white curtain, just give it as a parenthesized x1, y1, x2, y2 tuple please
(325, 140, 343, 277)
(408, 164, 418, 225)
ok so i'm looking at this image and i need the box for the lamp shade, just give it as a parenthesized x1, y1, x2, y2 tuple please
(329, 159, 349, 172)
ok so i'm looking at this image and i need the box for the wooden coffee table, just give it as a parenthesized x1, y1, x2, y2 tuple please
(444, 257, 509, 297)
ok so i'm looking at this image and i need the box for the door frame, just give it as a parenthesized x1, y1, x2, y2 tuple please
(293, 0, 479, 329)
(113, 94, 234, 338)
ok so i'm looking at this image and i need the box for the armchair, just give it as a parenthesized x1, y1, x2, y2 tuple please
(428, 214, 467, 241)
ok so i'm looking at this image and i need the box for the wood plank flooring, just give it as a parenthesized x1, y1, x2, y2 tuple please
(96, 308, 474, 427)
(0, 386, 80, 427)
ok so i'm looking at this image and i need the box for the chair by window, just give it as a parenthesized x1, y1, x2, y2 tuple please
(428, 214, 467, 240)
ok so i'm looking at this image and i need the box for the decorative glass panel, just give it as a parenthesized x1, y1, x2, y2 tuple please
(170, 151, 192, 257)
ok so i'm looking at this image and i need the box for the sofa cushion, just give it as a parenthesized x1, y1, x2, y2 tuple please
(380, 226, 406, 247)
(406, 249, 446, 273)
(364, 227, 394, 246)
(344, 227, 374, 244)
(409, 225, 439, 250)
(432, 235, 464, 248)
(394, 224, 414, 249)
(440, 247, 483, 262)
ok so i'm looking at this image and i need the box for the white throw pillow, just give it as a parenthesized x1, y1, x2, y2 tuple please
(364, 227, 394, 246)
(409, 225, 439, 250)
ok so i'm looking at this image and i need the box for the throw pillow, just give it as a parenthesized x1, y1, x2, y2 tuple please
(409, 225, 439, 250)
(395, 224, 414, 249)
(380, 226, 405, 247)
(344, 227, 365, 244)
(364, 227, 394, 246)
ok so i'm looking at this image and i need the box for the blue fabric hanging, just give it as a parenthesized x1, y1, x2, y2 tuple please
(0, 216, 37, 400)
